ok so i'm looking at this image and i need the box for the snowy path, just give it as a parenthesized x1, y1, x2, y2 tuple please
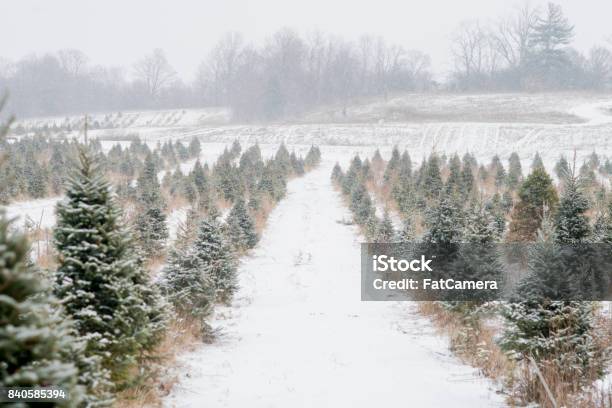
(164, 160, 505, 408)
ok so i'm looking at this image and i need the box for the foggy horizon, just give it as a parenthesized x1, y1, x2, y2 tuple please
(2, 0, 611, 81)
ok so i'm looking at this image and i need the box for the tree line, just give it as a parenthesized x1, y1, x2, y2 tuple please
(2, 2, 608, 120)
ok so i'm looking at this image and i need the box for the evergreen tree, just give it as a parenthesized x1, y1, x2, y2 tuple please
(54, 150, 167, 387)
(331, 163, 343, 183)
(554, 155, 570, 179)
(507, 152, 523, 190)
(398, 217, 416, 242)
(304, 145, 321, 168)
(445, 154, 461, 193)
(188, 137, 201, 158)
(531, 152, 545, 171)
(290, 152, 305, 176)
(421, 154, 443, 199)
(452, 206, 504, 302)
(135, 153, 168, 255)
(419, 195, 462, 290)
(460, 157, 475, 198)
(371, 149, 384, 171)
(554, 171, 591, 244)
(383, 146, 401, 183)
(193, 218, 238, 304)
(507, 167, 558, 242)
(364, 214, 379, 241)
(361, 159, 372, 182)
(578, 162, 596, 188)
(341, 155, 362, 195)
(527, 3, 575, 87)
(160, 243, 215, 322)
(274, 143, 291, 174)
(191, 159, 212, 210)
(0, 215, 99, 407)
(501, 216, 599, 392)
(376, 211, 396, 242)
(229, 139, 242, 159)
(555, 170, 610, 298)
(226, 198, 259, 250)
(214, 158, 243, 202)
(490, 155, 506, 189)
(350, 182, 374, 225)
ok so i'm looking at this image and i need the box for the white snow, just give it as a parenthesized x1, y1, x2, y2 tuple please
(569, 101, 612, 125)
(164, 157, 506, 408)
(4, 196, 61, 230)
(167, 206, 190, 242)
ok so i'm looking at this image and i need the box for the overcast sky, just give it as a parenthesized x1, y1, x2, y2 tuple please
(2, 0, 611, 81)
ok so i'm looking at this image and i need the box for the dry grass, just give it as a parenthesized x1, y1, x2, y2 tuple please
(418, 302, 511, 383)
(115, 317, 205, 408)
(418, 302, 612, 408)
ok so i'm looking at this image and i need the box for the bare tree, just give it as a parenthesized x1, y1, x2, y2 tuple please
(200, 32, 245, 105)
(134, 49, 176, 98)
(451, 21, 496, 88)
(404, 50, 432, 89)
(58, 49, 89, 76)
(586, 46, 612, 88)
(492, 2, 539, 70)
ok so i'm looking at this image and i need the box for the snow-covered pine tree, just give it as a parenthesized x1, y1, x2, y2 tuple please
(341, 155, 362, 195)
(226, 198, 259, 251)
(229, 139, 242, 159)
(554, 169, 591, 244)
(364, 214, 380, 241)
(554, 168, 610, 298)
(371, 149, 384, 172)
(531, 152, 544, 171)
(460, 158, 475, 199)
(304, 145, 321, 168)
(445, 154, 461, 194)
(350, 182, 374, 225)
(274, 143, 291, 174)
(331, 163, 344, 184)
(418, 194, 462, 289)
(507, 166, 558, 242)
(135, 152, 168, 256)
(554, 155, 570, 179)
(451, 206, 504, 303)
(54, 149, 167, 387)
(383, 146, 401, 184)
(578, 161, 596, 188)
(361, 159, 373, 182)
(421, 154, 443, 199)
(500, 214, 600, 392)
(376, 211, 396, 242)
(160, 243, 215, 322)
(507, 152, 523, 190)
(290, 152, 305, 176)
(190, 159, 213, 211)
(0, 215, 98, 407)
(193, 218, 238, 304)
(398, 216, 416, 242)
(214, 157, 243, 202)
(188, 136, 201, 158)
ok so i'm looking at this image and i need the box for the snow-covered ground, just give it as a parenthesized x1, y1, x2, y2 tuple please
(13, 107, 231, 134)
(6, 95, 612, 407)
(164, 158, 505, 408)
(4, 196, 61, 230)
